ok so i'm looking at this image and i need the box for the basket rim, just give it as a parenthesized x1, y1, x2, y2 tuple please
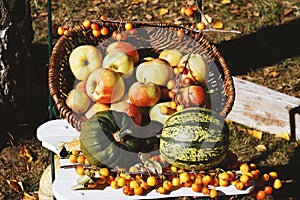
(48, 19, 235, 131)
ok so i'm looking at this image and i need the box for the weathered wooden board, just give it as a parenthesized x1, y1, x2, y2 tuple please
(227, 77, 300, 140)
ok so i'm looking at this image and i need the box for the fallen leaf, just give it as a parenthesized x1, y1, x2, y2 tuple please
(201, 14, 212, 25)
(276, 132, 290, 141)
(269, 71, 279, 78)
(131, 0, 144, 5)
(7, 180, 23, 192)
(19, 147, 33, 162)
(23, 192, 37, 200)
(159, 8, 168, 16)
(255, 144, 267, 152)
(212, 19, 224, 29)
(284, 8, 293, 16)
(248, 129, 263, 139)
(221, 0, 231, 5)
(253, 11, 260, 17)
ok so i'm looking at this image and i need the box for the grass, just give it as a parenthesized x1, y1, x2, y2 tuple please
(0, 0, 299, 199)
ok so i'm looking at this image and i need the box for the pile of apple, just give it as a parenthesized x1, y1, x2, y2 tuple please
(66, 40, 209, 125)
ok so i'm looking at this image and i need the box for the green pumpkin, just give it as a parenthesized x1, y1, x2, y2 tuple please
(160, 107, 229, 170)
(80, 110, 162, 168)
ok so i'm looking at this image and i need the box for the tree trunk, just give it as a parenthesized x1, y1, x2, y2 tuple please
(0, 0, 34, 148)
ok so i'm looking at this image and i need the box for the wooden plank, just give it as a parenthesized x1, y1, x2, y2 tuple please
(227, 77, 300, 140)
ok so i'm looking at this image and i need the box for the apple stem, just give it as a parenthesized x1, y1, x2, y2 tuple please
(113, 129, 133, 143)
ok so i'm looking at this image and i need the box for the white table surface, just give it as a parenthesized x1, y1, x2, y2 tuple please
(37, 119, 253, 200)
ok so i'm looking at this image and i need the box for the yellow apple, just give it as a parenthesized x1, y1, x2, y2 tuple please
(86, 68, 125, 104)
(69, 45, 102, 80)
(159, 49, 182, 67)
(85, 102, 110, 119)
(106, 41, 139, 64)
(102, 51, 134, 77)
(65, 89, 91, 114)
(136, 58, 174, 86)
(178, 53, 208, 84)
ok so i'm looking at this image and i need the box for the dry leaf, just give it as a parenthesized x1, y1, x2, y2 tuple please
(201, 14, 212, 25)
(284, 8, 293, 16)
(23, 192, 37, 200)
(255, 144, 267, 152)
(276, 132, 290, 141)
(131, 0, 144, 5)
(269, 71, 279, 78)
(7, 180, 23, 192)
(248, 129, 263, 139)
(19, 147, 33, 162)
(212, 19, 224, 29)
(159, 8, 169, 16)
(221, 0, 231, 5)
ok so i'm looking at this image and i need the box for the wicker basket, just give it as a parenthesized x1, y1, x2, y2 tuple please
(49, 20, 235, 131)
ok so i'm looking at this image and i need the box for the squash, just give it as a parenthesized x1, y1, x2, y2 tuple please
(159, 107, 229, 170)
(80, 110, 162, 168)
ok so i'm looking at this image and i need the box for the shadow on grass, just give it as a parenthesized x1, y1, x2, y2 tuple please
(216, 18, 300, 75)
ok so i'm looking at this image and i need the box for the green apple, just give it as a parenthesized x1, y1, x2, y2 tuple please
(159, 49, 182, 67)
(136, 58, 174, 86)
(102, 51, 134, 77)
(69, 45, 102, 80)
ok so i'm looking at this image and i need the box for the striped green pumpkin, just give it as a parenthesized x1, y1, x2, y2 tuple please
(160, 107, 229, 170)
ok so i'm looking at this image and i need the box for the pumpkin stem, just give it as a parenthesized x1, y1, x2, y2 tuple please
(113, 129, 132, 143)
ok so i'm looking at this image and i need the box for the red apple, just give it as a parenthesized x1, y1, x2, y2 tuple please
(176, 85, 207, 107)
(128, 81, 161, 107)
(110, 101, 142, 125)
(86, 68, 125, 104)
(66, 89, 91, 114)
(106, 41, 139, 64)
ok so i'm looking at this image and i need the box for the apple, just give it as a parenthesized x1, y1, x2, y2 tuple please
(106, 41, 139, 64)
(136, 58, 174, 86)
(85, 102, 110, 119)
(178, 53, 207, 84)
(69, 45, 102, 80)
(65, 89, 91, 114)
(75, 80, 87, 93)
(176, 85, 207, 107)
(159, 49, 182, 67)
(128, 81, 161, 107)
(149, 102, 176, 124)
(102, 51, 134, 77)
(86, 68, 125, 104)
(110, 101, 142, 125)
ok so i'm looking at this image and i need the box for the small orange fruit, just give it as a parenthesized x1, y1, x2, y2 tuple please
(91, 23, 99, 30)
(196, 22, 206, 30)
(77, 155, 86, 164)
(100, 15, 107, 20)
(264, 186, 273, 195)
(100, 27, 109, 36)
(92, 29, 101, 37)
(180, 7, 186, 15)
(184, 7, 194, 17)
(157, 186, 167, 194)
(172, 177, 181, 187)
(134, 187, 144, 195)
(177, 29, 185, 37)
(82, 19, 91, 29)
(147, 176, 157, 187)
(269, 171, 278, 179)
(235, 181, 244, 190)
(239, 162, 250, 173)
(69, 154, 77, 163)
(273, 179, 282, 189)
(256, 190, 266, 200)
(261, 173, 270, 182)
(209, 189, 218, 198)
(191, 183, 202, 192)
(57, 26, 65, 35)
(125, 22, 133, 30)
(201, 187, 210, 195)
(75, 166, 85, 175)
